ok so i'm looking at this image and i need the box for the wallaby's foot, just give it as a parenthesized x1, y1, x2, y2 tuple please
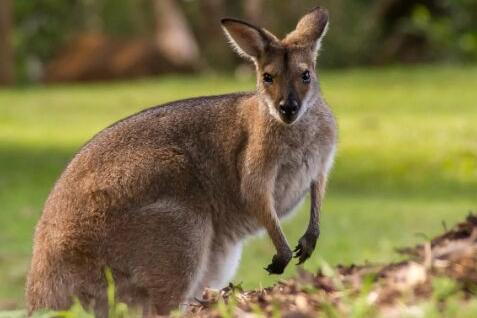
(294, 230, 319, 265)
(264, 251, 292, 275)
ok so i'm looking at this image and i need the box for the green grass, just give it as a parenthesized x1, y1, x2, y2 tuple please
(0, 65, 476, 309)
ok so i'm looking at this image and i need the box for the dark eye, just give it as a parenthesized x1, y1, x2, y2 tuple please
(263, 73, 273, 84)
(302, 70, 311, 83)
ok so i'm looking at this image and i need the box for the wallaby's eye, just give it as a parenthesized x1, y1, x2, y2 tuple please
(263, 73, 273, 84)
(302, 70, 311, 84)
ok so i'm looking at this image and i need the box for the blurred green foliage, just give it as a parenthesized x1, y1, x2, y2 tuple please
(13, 0, 152, 82)
(405, 0, 477, 62)
(10, 0, 477, 83)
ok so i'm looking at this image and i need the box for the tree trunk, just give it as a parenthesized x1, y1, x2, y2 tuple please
(152, 0, 200, 71)
(0, 0, 14, 85)
(198, 0, 233, 69)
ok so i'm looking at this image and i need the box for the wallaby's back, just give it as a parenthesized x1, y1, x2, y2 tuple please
(27, 92, 256, 314)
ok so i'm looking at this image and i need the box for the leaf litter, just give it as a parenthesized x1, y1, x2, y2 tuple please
(182, 213, 477, 317)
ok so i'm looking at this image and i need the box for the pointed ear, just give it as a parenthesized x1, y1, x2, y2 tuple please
(221, 18, 277, 62)
(284, 7, 329, 59)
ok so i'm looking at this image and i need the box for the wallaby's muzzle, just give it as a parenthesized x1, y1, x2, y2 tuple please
(278, 93, 301, 124)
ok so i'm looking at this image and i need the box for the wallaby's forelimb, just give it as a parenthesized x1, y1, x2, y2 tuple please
(259, 196, 292, 275)
(294, 175, 327, 264)
(243, 164, 292, 275)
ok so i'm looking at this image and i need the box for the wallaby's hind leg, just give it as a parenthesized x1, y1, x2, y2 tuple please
(26, 225, 110, 316)
(109, 200, 213, 316)
(192, 239, 243, 299)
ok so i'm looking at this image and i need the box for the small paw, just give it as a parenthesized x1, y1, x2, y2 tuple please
(264, 253, 291, 275)
(294, 232, 318, 265)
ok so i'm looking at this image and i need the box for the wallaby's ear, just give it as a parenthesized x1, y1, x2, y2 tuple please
(285, 7, 329, 59)
(221, 18, 277, 62)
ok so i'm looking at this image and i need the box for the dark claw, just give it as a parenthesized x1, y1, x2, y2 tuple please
(293, 232, 318, 265)
(264, 253, 291, 275)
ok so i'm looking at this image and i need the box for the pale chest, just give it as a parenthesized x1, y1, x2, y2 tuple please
(273, 141, 322, 218)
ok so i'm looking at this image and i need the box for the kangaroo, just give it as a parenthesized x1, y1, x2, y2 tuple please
(26, 6, 336, 317)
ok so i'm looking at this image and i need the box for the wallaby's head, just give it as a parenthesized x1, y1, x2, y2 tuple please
(221, 7, 329, 124)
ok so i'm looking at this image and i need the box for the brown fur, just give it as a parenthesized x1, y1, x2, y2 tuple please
(26, 7, 337, 317)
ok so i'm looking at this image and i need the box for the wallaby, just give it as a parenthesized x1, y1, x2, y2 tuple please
(26, 6, 336, 317)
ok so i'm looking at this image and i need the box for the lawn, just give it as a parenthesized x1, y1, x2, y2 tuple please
(0, 65, 476, 310)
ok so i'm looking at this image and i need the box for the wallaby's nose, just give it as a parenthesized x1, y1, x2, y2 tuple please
(278, 94, 300, 123)
(279, 103, 299, 115)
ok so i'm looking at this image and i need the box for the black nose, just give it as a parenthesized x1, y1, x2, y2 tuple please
(279, 100, 299, 115)
(279, 96, 300, 122)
